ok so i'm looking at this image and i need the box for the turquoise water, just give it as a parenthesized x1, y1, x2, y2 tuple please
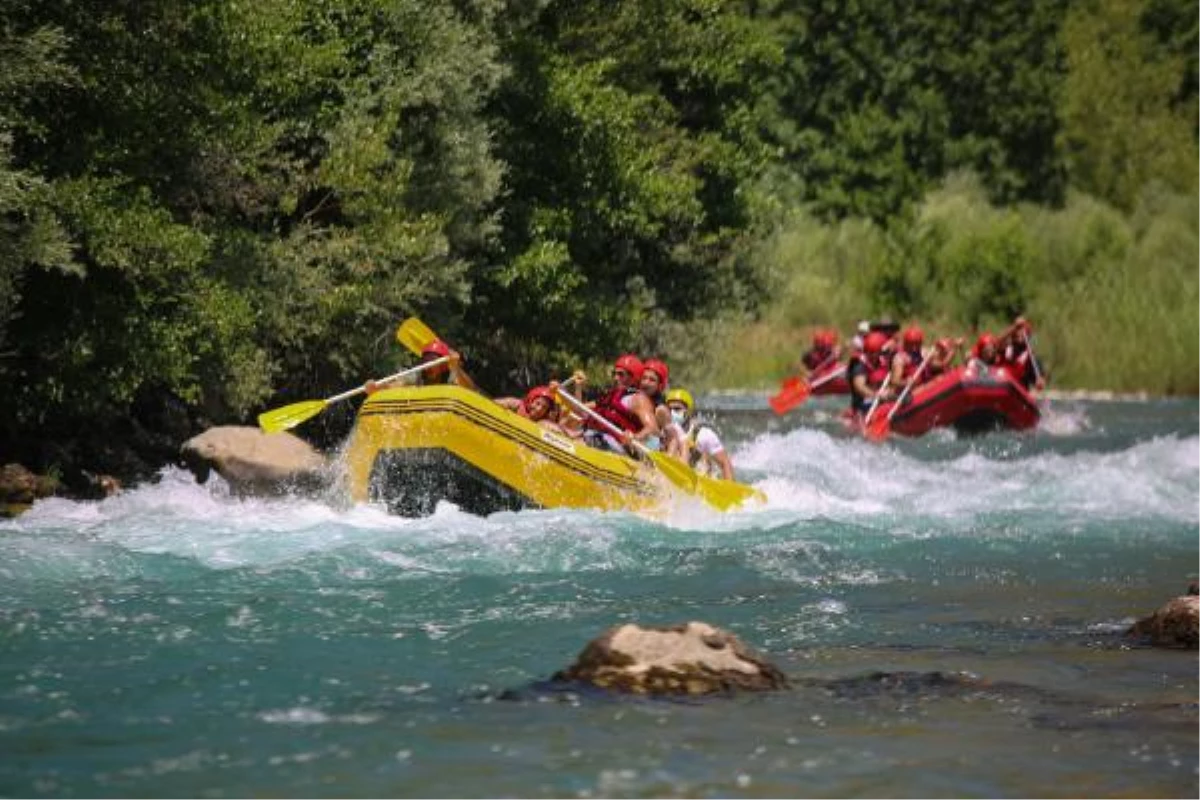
(2, 396, 1196, 798)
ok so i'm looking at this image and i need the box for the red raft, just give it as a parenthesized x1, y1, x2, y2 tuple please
(871, 365, 1040, 437)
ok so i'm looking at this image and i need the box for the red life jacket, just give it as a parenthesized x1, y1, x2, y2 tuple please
(867, 355, 890, 387)
(591, 385, 644, 433)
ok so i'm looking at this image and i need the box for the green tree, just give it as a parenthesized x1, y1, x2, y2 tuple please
(471, 0, 781, 379)
(1059, 0, 1198, 211)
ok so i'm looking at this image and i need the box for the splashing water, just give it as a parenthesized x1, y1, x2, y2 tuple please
(0, 396, 1196, 798)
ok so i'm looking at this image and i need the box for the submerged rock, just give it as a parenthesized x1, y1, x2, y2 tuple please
(1127, 584, 1199, 649)
(180, 426, 330, 497)
(554, 621, 788, 695)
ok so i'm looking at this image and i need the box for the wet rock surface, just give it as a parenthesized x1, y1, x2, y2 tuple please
(0, 463, 58, 518)
(1127, 583, 1199, 649)
(553, 621, 789, 695)
(180, 426, 330, 497)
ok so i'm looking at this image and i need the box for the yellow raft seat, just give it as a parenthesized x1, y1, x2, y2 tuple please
(344, 385, 764, 517)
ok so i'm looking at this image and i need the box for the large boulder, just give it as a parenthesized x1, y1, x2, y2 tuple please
(554, 621, 789, 695)
(1127, 583, 1199, 649)
(180, 426, 330, 497)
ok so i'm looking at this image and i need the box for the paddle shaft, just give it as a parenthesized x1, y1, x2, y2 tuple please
(553, 385, 652, 458)
(884, 348, 932, 423)
(861, 370, 892, 427)
(1023, 331, 1043, 385)
(345, 356, 449, 401)
(809, 364, 847, 389)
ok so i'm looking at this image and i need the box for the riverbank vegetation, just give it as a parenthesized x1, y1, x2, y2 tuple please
(0, 0, 1195, 483)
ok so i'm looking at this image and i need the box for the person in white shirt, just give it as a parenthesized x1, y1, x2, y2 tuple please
(664, 389, 735, 481)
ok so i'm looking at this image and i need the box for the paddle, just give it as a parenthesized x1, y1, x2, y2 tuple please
(860, 370, 893, 435)
(866, 349, 931, 442)
(1022, 330, 1044, 391)
(769, 359, 846, 415)
(396, 316, 438, 356)
(552, 385, 699, 493)
(257, 357, 449, 433)
(393, 316, 479, 393)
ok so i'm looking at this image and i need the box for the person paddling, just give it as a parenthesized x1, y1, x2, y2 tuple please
(639, 358, 686, 458)
(966, 333, 1002, 375)
(666, 389, 735, 481)
(799, 329, 842, 379)
(585, 354, 660, 455)
(848, 331, 894, 419)
(365, 339, 473, 394)
(889, 326, 926, 389)
(494, 385, 566, 432)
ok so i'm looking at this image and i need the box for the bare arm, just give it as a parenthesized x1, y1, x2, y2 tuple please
(713, 448, 735, 481)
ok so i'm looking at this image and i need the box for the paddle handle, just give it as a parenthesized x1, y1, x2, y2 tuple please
(339, 356, 450, 402)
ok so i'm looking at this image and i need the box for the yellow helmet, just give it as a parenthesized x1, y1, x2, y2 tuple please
(665, 388, 694, 412)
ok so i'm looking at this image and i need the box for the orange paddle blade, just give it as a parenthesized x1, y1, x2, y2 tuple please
(769, 377, 811, 415)
(864, 414, 890, 442)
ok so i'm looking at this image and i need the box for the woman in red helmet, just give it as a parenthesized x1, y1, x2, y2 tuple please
(847, 331, 894, 417)
(966, 332, 1002, 375)
(925, 336, 964, 379)
(586, 354, 660, 454)
(639, 358, 687, 458)
(494, 385, 564, 430)
(889, 326, 927, 388)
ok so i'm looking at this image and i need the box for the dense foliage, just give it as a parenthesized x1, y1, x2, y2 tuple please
(0, 0, 1195, 478)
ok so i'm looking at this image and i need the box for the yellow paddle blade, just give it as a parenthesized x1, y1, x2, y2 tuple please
(646, 450, 699, 493)
(257, 399, 328, 433)
(695, 473, 766, 511)
(396, 317, 439, 356)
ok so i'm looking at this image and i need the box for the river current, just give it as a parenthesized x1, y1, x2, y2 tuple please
(2, 395, 1197, 798)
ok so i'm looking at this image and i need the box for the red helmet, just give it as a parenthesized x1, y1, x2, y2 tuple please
(422, 340, 451, 359)
(524, 385, 554, 409)
(814, 329, 836, 348)
(902, 326, 924, 347)
(642, 358, 669, 386)
(613, 354, 644, 383)
(863, 331, 889, 354)
(976, 333, 996, 351)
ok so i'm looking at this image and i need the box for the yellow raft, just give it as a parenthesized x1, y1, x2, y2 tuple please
(344, 385, 764, 517)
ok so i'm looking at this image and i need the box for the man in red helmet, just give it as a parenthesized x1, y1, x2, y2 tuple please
(365, 339, 474, 394)
(799, 329, 842, 379)
(999, 317, 1044, 390)
(586, 354, 660, 454)
(847, 331, 894, 417)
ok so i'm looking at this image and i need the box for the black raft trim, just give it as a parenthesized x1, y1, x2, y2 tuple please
(369, 446, 537, 517)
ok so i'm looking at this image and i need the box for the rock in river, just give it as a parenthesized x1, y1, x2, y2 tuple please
(180, 426, 330, 497)
(554, 621, 789, 695)
(1127, 583, 1199, 649)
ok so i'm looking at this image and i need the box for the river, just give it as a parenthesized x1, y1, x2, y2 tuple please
(2, 395, 1196, 797)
